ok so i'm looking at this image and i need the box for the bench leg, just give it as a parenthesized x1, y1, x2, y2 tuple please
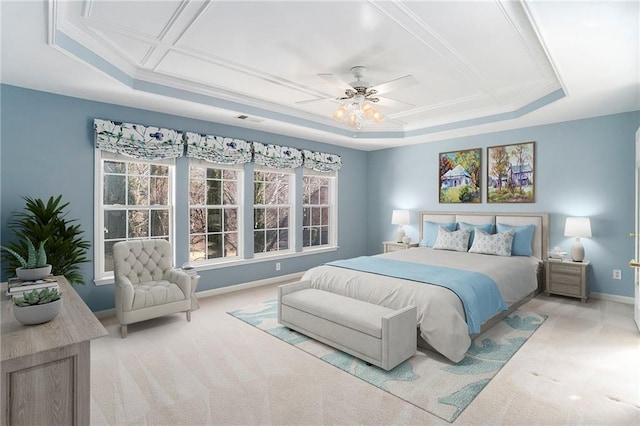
(120, 324, 127, 338)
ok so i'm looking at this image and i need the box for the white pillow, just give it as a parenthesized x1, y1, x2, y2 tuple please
(432, 226, 471, 252)
(469, 229, 515, 256)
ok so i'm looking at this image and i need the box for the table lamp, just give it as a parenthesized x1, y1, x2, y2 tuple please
(391, 210, 410, 243)
(564, 217, 591, 262)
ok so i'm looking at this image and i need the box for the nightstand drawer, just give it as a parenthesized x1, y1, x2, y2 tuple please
(548, 262, 582, 276)
(548, 272, 581, 287)
(548, 282, 583, 297)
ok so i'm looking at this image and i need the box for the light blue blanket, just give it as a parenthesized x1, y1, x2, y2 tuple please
(326, 256, 507, 334)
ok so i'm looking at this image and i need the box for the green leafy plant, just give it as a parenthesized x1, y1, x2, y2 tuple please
(12, 287, 61, 307)
(0, 239, 47, 269)
(2, 195, 90, 285)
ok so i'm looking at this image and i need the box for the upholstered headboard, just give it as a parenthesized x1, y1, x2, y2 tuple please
(418, 211, 549, 260)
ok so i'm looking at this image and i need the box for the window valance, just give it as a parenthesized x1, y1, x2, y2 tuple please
(302, 150, 343, 172)
(184, 132, 252, 165)
(252, 141, 303, 169)
(94, 119, 184, 159)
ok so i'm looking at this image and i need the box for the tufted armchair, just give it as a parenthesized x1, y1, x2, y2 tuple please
(113, 239, 193, 338)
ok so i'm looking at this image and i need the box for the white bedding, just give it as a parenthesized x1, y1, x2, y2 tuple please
(301, 247, 540, 363)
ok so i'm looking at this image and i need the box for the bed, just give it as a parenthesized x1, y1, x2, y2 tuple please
(301, 211, 549, 363)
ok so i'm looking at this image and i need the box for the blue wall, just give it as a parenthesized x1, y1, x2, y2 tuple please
(367, 111, 640, 298)
(2, 84, 639, 307)
(0, 85, 369, 311)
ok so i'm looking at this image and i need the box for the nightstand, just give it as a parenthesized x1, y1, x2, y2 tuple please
(545, 259, 589, 302)
(383, 241, 419, 253)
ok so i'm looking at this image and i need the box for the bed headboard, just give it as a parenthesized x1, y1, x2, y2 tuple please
(418, 211, 549, 260)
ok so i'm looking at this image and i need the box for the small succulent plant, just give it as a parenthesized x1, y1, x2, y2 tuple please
(13, 287, 60, 307)
(0, 239, 47, 269)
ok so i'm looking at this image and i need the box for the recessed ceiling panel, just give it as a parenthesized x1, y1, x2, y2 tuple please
(88, 0, 184, 39)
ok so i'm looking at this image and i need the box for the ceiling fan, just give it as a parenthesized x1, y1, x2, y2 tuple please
(297, 66, 419, 129)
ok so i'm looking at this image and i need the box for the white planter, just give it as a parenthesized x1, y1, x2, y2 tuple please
(16, 265, 52, 281)
(13, 298, 62, 325)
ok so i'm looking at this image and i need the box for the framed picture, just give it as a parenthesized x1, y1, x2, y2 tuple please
(487, 141, 535, 203)
(439, 148, 481, 203)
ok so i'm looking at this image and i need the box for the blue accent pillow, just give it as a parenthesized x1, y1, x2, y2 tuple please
(496, 223, 535, 256)
(458, 222, 495, 249)
(421, 221, 456, 247)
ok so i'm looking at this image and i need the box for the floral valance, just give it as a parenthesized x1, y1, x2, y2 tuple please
(252, 141, 303, 169)
(184, 132, 252, 165)
(94, 119, 184, 159)
(302, 150, 343, 172)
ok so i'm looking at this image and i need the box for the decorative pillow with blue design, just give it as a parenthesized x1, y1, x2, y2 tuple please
(458, 222, 495, 249)
(469, 229, 515, 256)
(421, 221, 457, 247)
(496, 223, 535, 256)
(432, 226, 471, 252)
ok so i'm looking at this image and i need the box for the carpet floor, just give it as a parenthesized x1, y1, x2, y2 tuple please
(228, 299, 547, 422)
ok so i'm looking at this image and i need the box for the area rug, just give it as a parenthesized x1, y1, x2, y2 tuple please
(228, 299, 546, 422)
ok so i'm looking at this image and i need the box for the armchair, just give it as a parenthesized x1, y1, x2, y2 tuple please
(113, 239, 193, 338)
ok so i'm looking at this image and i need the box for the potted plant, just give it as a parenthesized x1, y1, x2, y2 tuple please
(2, 195, 90, 285)
(0, 239, 52, 281)
(12, 287, 62, 325)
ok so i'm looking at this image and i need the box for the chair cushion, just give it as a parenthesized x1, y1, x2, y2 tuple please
(131, 280, 187, 310)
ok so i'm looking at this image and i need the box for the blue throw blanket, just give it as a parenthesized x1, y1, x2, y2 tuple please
(326, 256, 507, 334)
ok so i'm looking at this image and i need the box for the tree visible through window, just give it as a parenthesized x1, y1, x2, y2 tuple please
(303, 175, 332, 247)
(189, 165, 239, 262)
(102, 160, 171, 272)
(254, 170, 291, 253)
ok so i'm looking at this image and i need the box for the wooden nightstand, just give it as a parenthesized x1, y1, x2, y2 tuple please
(383, 241, 419, 253)
(545, 259, 589, 302)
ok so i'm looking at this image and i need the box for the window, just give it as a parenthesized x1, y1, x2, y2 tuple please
(253, 168, 293, 254)
(303, 172, 336, 248)
(97, 154, 174, 278)
(189, 161, 241, 263)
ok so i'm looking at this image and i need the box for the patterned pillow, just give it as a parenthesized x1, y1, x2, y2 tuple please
(469, 229, 515, 256)
(432, 227, 471, 252)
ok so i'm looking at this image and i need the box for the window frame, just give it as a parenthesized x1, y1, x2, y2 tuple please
(94, 150, 176, 284)
(252, 165, 295, 257)
(187, 158, 243, 266)
(302, 169, 338, 251)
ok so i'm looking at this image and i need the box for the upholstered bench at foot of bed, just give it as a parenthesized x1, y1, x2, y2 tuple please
(278, 280, 417, 371)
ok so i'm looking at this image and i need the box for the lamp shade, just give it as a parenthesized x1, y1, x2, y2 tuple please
(391, 210, 410, 225)
(564, 217, 592, 238)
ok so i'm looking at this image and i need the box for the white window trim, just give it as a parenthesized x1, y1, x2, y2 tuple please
(253, 165, 296, 256)
(94, 150, 176, 284)
(188, 158, 244, 267)
(302, 169, 338, 251)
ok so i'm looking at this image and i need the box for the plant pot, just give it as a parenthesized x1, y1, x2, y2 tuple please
(13, 298, 62, 325)
(16, 265, 52, 281)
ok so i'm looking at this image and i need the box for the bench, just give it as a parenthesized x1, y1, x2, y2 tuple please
(278, 280, 417, 371)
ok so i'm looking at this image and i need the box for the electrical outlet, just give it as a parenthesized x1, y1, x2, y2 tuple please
(613, 269, 622, 280)
(276, 262, 281, 271)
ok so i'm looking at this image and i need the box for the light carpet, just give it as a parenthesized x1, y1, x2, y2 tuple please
(228, 299, 546, 423)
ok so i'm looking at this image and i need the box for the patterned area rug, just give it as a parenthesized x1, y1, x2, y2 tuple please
(228, 299, 546, 423)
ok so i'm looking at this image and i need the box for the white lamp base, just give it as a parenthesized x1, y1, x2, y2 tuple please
(396, 225, 406, 243)
(570, 237, 585, 262)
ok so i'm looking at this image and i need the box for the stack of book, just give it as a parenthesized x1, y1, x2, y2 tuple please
(7, 276, 59, 298)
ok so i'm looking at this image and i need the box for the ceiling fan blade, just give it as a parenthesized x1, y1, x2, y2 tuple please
(318, 73, 352, 91)
(295, 96, 336, 105)
(375, 96, 415, 109)
(370, 75, 419, 96)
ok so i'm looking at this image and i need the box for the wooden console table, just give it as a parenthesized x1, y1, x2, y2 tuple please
(1, 276, 108, 425)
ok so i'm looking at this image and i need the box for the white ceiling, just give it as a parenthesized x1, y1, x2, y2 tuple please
(1, 0, 638, 151)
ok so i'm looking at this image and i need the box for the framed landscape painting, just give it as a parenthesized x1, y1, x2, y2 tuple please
(487, 141, 535, 203)
(439, 148, 481, 203)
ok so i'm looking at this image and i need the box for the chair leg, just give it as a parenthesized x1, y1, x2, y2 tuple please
(186, 310, 192, 322)
(121, 324, 127, 338)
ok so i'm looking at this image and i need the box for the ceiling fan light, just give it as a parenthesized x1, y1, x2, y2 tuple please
(332, 106, 346, 122)
(362, 102, 376, 119)
(347, 114, 358, 127)
(372, 111, 384, 122)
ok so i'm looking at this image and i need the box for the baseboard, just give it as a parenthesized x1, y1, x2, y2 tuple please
(92, 272, 305, 319)
(195, 272, 304, 299)
(590, 292, 634, 305)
